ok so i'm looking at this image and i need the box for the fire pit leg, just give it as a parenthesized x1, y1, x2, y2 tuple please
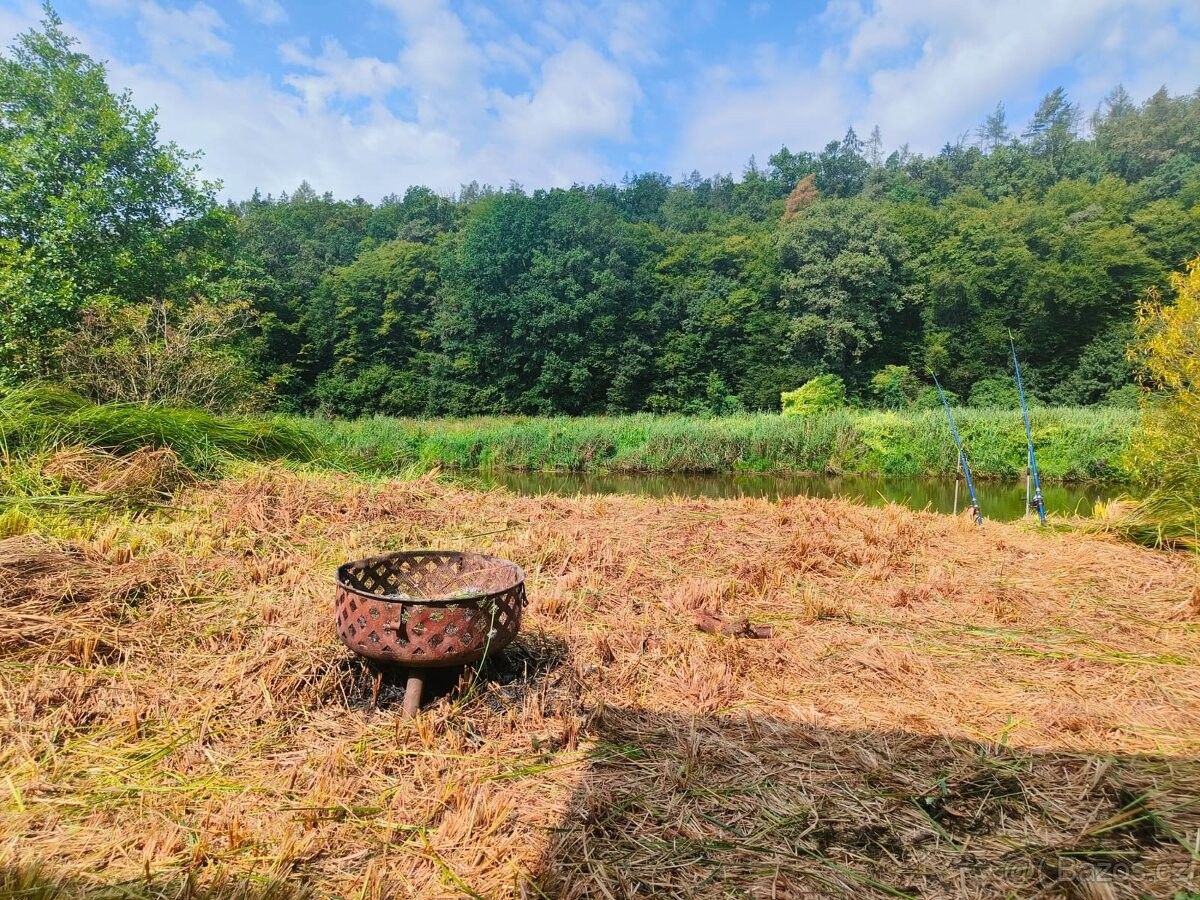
(401, 671, 425, 718)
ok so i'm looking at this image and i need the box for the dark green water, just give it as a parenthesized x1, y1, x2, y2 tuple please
(466, 471, 1132, 522)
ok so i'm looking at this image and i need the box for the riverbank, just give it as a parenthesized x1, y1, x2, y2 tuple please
(469, 469, 1127, 521)
(308, 407, 1139, 483)
(2, 461, 1196, 897)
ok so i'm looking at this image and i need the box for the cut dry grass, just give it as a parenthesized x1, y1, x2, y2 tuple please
(1, 461, 1198, 898)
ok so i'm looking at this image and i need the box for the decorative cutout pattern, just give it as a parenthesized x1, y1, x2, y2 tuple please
(334, 551, 526, 667)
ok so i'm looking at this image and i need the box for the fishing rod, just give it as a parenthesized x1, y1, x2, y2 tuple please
(934, 376, 982, 525)
(1010, 338, 1046, 524)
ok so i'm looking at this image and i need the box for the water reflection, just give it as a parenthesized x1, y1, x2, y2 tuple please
(465, 471, 1131, 522)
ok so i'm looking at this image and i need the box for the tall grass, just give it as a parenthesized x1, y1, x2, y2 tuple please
(0, 386, 315, 473)
(306, 407, 1138, 483)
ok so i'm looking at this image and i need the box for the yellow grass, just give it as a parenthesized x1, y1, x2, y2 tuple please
(1, 462, 1199, 898)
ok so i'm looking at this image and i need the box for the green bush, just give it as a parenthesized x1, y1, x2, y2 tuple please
(968, 375, 1021, 408)
(781, 375, 846, 417)
(913, 385, 957, 409)
(870, 365, 922, 409)
(1105, 383, 1142, 407)
(52, 298, 265, 412)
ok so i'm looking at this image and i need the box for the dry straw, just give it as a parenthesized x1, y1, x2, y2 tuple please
(1, 461, 1198, 898)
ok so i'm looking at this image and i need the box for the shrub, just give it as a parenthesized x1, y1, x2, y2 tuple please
(781, 374, 846, 417)
(967, 375, 1021, 408)
(870, 365, 922, 409)
(1105, 384, 1142, 408)
(1102, 255, 1200, 548)
(913, 385, 958, 409)
(51, 298, 266, 413)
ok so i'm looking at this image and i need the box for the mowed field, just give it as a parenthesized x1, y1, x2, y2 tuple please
(1, 458, 1198, 899)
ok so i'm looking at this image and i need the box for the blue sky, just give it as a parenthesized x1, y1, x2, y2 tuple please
(2, 0, 1198, 200)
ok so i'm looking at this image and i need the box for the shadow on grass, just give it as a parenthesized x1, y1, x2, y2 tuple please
(4, 692, 1198, 898)
(523, 706, 1200, 899)
(333, 628, 570, 713)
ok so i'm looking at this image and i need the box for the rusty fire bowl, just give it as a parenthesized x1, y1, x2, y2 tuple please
(334, 550, 526, 669)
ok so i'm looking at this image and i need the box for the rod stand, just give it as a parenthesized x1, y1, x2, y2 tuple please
(401, 671, 425, 718)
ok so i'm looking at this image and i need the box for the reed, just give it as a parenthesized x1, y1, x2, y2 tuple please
(305, 407, 1138, 483)
(0, 386, 315, 473)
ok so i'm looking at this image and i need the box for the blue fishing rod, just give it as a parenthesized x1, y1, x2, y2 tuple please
(1010, 338, 1046, 524)
(934, 376, 982, 525)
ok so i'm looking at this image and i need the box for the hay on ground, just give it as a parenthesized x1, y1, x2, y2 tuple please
(0, 467, 1198, 898)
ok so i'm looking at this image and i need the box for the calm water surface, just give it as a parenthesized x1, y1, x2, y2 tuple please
(465, 471, 1131, 522)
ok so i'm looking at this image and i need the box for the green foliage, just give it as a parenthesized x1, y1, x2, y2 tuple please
(0, 10, 223, 378)
(778, 199, 911, 381)
(222, 81, 1198, 417)
(434, 190, 658, 415)
(967, 376, 1021, 408)
(311, 239, 439, 416)
(781, 375, 847, 417)
(1049, 321, 1135, 404)
(913, 386, 955, 409)
(1104, 383, 1142, 407)
(306, 407, 1137, 483)
(870, 365, 922, 409)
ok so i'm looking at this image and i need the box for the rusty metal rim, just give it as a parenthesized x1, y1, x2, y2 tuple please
(334, 549, 526, 607)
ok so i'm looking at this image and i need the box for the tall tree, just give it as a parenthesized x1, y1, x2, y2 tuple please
(815, 129, 870, 198)
(1023, 87, 1081, 172)
(979, 102, 1011, 151)
(866, 126, 884, 167)
(0, 7, 221, 378)
(778, 198, 911, 381)
(310, 239, 439, 415)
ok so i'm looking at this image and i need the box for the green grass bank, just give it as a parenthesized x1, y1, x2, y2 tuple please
(307, 407, 1139, 483)
(0, 388, 1140, 486)
(0, 387, 314, 472)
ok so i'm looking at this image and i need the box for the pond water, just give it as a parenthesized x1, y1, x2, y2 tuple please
(465, 471, 1132, 522)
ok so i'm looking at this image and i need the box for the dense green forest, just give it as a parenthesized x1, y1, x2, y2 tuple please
(2, 12, 1199, 417)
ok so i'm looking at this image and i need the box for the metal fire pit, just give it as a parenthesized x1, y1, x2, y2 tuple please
(335, 550, 526, 716)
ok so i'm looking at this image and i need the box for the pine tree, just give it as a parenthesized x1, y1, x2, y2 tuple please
(866, 125, 883, 167)
(978, 102, 1010, 151)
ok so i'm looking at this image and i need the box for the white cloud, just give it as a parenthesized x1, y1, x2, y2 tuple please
(239, 0, 287, 26)
(482, 34, 541, 77)
(605, 1, 664, 64)
(849, 0, 1134, 147)
(136, 1, 230, 69)
(280, 38, 404, 109)
(14, 0, 1191, 200)
(375, 0, 489, 133)
(52, 0, 646, 198)
(495, 41, 640, 147)
(672, 0, 1200, 173)
(108, 59, 467, 198)
(672, 46, 852, 175)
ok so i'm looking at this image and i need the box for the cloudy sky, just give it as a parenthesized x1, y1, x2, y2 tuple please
(2, 0, 1198, 200)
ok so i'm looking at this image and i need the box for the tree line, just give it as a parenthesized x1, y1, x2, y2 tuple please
(2, 11, 1199, 415)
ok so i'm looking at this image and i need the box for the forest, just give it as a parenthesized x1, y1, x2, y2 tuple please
(2, 12, 1199, 419)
